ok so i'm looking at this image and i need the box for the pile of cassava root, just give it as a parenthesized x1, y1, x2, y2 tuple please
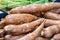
(1, 2, 60, 40)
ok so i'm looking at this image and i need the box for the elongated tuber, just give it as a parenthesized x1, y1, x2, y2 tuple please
(5, 34, 25, 40)
(4, 18, 44, 35)
(5, 35, 48, 40)
(41, 25, 60, 38)
(17, 20, 45, 40)
(45, 19, 60, 26)
(9, 2, 60, 14)
(2, 14, 37, 25)
(51, 34, 60, 40)
(44, 12, 60, 20)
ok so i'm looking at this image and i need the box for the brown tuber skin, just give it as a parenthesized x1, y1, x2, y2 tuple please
(8, 12, 41, 17)
(4, 18, 44, 35)
(0, 37, 4, 40)
(50, 8, 60, 13)
(0, 29, 4, 37)
(17, 20, 45, 40)
(5, 35, 25, 40)
(45, 19, 60, 26)
(30, 12, 41, 17)
(35, 37, 48, 40)
(5, 35, 48, 40)
(9, 2, 60, 14)
(51, 34, 60, 40)
(44, 12, 60, 20)
(0, 21, 6, 28)
(41, 25, 60, 38)
(2, 14, 37, 25)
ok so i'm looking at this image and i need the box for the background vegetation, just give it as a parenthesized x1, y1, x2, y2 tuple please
(0, 0, 53, 11)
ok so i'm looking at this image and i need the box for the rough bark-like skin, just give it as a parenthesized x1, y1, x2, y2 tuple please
(41, 25, 60, 38)
(5, 35, 25, 40)
(50, 8, 60, 13)
(8, 12, 41, 17)
(5, 35, 48, 40)
(30, 12, 41, 17)
(4, 18, 44, 35)
(51, 34, 60, 40)
(0, 21, 5, 29)
(35, 37, 48, 40)
(17, 20, 44, 40)
(44, 12, 60, 20)
(45, 19, 60, 26)
(3, 14, 38, 25)
(9, 2, 60, 14)
(0, 29, 4, 37)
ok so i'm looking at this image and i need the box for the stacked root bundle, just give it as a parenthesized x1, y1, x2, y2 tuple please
(1, 2, 60, 40)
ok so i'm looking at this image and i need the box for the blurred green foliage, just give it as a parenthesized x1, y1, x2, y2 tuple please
(0, 0, 53, 11)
